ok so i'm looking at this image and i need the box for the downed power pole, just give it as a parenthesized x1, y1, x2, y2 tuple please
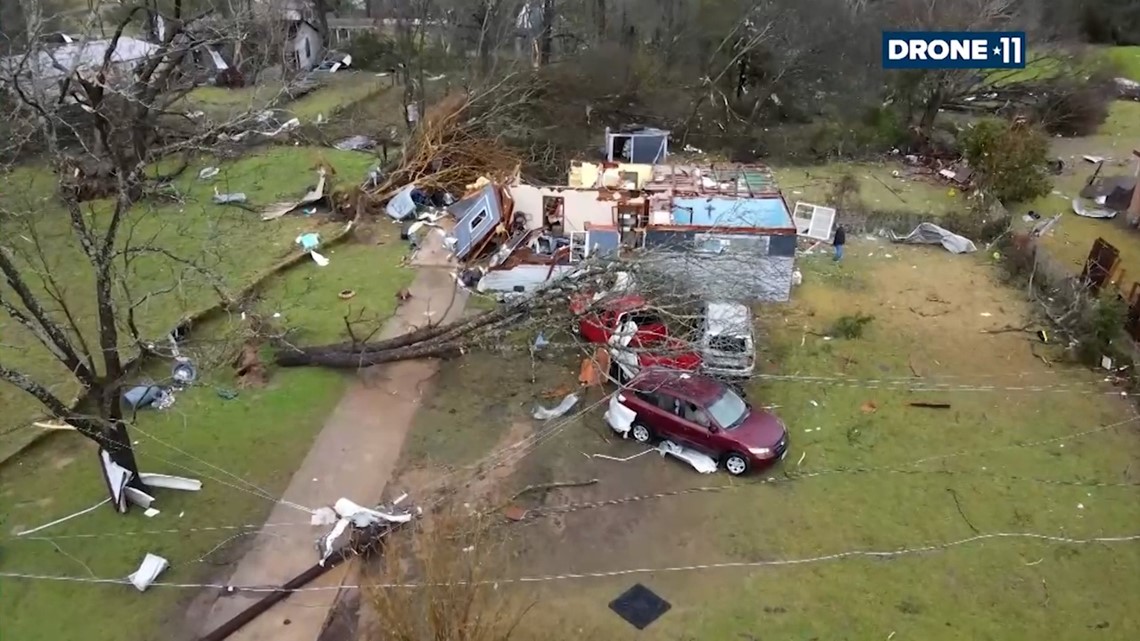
(198, 497, 416, 641)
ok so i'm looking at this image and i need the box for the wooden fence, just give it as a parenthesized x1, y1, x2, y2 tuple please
(1081, 236, 1140, 340)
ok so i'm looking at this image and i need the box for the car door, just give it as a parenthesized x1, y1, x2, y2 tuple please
(674, 400, 718, 454)
(631, 390, 683, 441)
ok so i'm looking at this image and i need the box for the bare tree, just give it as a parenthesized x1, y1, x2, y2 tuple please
(0, 1, 273, 509)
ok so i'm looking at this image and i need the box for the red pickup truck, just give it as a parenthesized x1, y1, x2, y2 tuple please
(570, 293, 702, 374)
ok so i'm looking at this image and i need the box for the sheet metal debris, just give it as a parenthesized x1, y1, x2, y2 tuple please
(1071, 197, 1116, 219)
(262, 168, 328, 221)
(533, 393, 579, 420)
(887, 223, 977, 254)
(316, 497, 416, 564)
(657, 440, 717, 474)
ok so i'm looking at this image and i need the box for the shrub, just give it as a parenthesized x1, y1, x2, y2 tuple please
(1033, 75, 1115, 137)
(344, 32, 399, 71)
(961, 119, 1051, 204)
(829, 313, 874, 339)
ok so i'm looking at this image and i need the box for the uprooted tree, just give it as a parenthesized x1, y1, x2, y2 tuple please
(0, 4, 284, 510)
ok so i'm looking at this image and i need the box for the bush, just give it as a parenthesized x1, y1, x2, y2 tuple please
(1075, 293, 1130, 367)
(1033, 75, 1115, 137)
(344, 32, 399, 71)
(829, 313, 874, 339)
(961, 119, 1051, 204)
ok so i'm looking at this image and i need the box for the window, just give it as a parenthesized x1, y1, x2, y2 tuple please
(304, 36, 311, 60)
(469, 209, 489, 232)
(683, 402, 711, 428)
(706, 389, 749, 429)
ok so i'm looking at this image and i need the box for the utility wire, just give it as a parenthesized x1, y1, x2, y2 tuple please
(2, 531, 1137, 592)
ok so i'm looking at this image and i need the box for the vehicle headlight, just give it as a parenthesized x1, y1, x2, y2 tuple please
(748, 447, 771, 455)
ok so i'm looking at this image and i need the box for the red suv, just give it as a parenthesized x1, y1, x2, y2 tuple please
(605, 368, 789, 475)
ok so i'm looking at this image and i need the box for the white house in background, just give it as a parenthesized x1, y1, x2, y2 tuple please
(285, 19, 323, 70)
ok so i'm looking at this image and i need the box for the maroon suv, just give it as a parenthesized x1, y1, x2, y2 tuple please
(605, 368, 789, 475)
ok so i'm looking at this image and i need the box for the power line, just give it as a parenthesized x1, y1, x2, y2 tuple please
(2, 531, 1137, 592)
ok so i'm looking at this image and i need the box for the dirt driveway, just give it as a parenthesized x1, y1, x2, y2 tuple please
(195, 231, 467, 641)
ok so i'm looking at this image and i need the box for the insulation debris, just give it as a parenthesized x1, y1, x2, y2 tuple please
(128, 553, 169, 592)
(533, 393, 579, 420)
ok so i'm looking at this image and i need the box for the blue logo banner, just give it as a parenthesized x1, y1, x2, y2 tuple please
(882, 31, 1026, 69)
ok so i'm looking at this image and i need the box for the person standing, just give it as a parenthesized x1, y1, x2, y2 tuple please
(833, 224, 847, 262)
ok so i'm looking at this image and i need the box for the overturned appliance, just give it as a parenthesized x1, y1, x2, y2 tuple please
(1080, 159, 1137, 214)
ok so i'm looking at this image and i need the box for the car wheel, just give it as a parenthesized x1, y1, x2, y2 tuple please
(630, 422, 653, 444)
(724, 452, 749, 476)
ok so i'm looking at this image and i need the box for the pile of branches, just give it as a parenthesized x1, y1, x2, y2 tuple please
(364, 84, 530, 203)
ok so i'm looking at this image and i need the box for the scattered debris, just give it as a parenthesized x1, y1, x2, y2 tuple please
(909, 402, 951, 409)
(316, 497, 415, 564)
(212, 189, 247, 205)
(502, 505, 528, 521)
(396, 287, 412, 302)
(860, 401, 878, 414)
(509, 478, 598, 501)
(591, 449, 654, 462)
(1071, 197, 1116, 220)
(198, 166, 220, 180)
(129, 553, 169, 592)
(1084, 155, 1105, 164)
(144, 508, 160, 518)
(16, 497, 111, 537)
(333, 135, 376, 151)
(1102, 356, 1114, 371)
(887, 223, 977, 254)
(295, 232, 330, 266)
(533, 393, 580, 420)
(262, 168, 329, 221)
(657, 440, 717, 474)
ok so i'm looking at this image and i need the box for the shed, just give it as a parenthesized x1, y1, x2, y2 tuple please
(446, 184, 504, 261)
(642, 195, 797, 302)
(605, 126, 669, 164)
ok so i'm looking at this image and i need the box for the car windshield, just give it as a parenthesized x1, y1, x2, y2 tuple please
(706, 388, 749, 429)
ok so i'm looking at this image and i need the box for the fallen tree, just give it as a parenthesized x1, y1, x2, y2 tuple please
(273, 262, 612, 369)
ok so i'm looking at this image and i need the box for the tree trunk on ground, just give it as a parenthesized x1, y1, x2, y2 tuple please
(277, 342, 466, 368)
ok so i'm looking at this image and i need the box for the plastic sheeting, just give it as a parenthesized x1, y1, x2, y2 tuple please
(533, 393, 579, 420)
(1071, 197, 1117, 220)
(887, 223, 977, 254)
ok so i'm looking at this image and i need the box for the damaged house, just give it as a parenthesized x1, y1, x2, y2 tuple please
(470, 162, 796, 301)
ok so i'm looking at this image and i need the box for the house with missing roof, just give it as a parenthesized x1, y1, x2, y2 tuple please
(500, 162, 803, 302)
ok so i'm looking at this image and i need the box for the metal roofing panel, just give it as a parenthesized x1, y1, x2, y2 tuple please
(670, 196, 794, 230)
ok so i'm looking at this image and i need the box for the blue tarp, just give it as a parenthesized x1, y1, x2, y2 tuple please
(671, 196, 794, 230)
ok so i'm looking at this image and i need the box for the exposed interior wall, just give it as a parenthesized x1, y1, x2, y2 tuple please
(292, 22, 322, 70)
(568, 162, 654, 189)
(509, 185, 639, 232)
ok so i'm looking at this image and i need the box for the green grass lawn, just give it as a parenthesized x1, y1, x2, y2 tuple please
(0, 224, 414, 641)
(1010, 101, 1140, 278)
(182, 72, 388, 122)
(0, 146, 385, 461)
(1106, 46, 1140, 81)
(415, 247, 1140, 641)
(773, 162, 962, 217)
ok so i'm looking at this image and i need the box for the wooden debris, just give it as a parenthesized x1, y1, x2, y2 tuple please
(909, 402, 951, 409)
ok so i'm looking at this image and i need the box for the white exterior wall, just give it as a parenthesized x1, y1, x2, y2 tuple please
(509, 185, 642, 232)
(292, 22, 322, 70)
